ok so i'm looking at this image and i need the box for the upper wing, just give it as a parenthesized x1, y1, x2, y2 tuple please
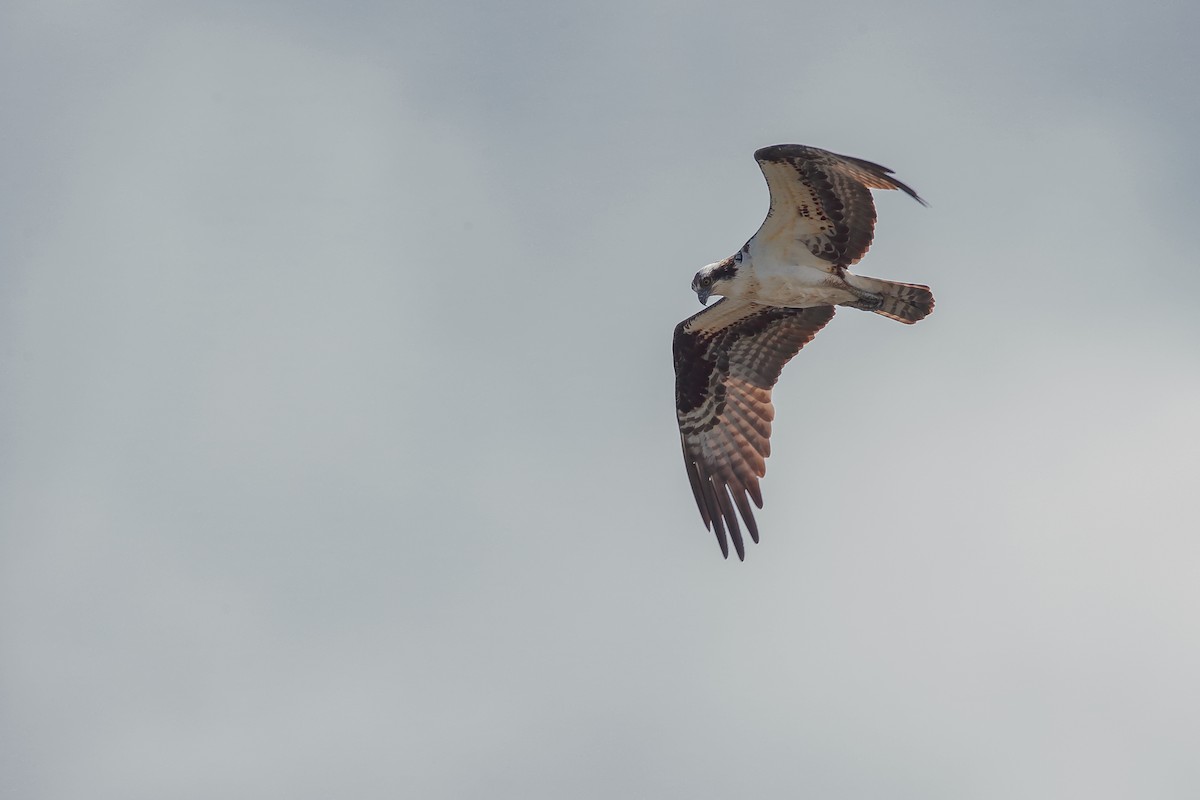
(673, 299, 837, 560)
(751, 144, 926, 267)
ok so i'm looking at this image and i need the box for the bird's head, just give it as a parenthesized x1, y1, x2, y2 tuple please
(691, 255, 740, 305)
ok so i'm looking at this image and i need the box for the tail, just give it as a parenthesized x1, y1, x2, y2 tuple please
(843, 275, 935, 324)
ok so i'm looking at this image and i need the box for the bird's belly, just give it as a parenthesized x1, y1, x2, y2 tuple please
(752, 267, 856, 308)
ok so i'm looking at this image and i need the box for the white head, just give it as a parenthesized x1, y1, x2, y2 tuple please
(691, 255, 741, 305)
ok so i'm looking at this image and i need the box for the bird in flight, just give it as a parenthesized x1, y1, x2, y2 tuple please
(673, 144, 934, 560)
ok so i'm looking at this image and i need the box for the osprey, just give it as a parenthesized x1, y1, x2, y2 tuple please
(673, 144, 934, 560)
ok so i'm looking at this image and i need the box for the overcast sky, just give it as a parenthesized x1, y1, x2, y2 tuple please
(3, 1, 1200, 798)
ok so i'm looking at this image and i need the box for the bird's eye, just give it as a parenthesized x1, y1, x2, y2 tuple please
(700, 276, 713, 287)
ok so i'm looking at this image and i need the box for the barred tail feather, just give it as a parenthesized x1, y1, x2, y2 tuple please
(846, 275, 935, 324)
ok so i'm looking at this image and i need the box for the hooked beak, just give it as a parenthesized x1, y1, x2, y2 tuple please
(695, 287, 711, 306)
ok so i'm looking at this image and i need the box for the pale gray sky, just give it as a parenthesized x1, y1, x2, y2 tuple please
(3, 1, 1200, 798)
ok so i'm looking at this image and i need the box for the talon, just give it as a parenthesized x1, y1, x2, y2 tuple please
(841, 292, 883, 311)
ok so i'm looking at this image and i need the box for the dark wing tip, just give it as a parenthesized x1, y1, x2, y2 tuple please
(834, 152, 929, 207)
(888, 175, 929, 207)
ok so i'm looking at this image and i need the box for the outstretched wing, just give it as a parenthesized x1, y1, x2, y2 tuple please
(751, 144, 926, 268)
(673, 299, 837, 560)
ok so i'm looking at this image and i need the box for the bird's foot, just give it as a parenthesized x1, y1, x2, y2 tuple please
(840, 292, 883, 311)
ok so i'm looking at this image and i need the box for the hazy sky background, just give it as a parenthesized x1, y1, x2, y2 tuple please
(3, 1, 1199, 797)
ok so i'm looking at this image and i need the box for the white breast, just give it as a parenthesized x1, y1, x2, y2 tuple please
(742, 257, 858, 309)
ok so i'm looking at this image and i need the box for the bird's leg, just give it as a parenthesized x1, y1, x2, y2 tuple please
(840, 296, 883, 311)
(839, 278, 884, 311)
